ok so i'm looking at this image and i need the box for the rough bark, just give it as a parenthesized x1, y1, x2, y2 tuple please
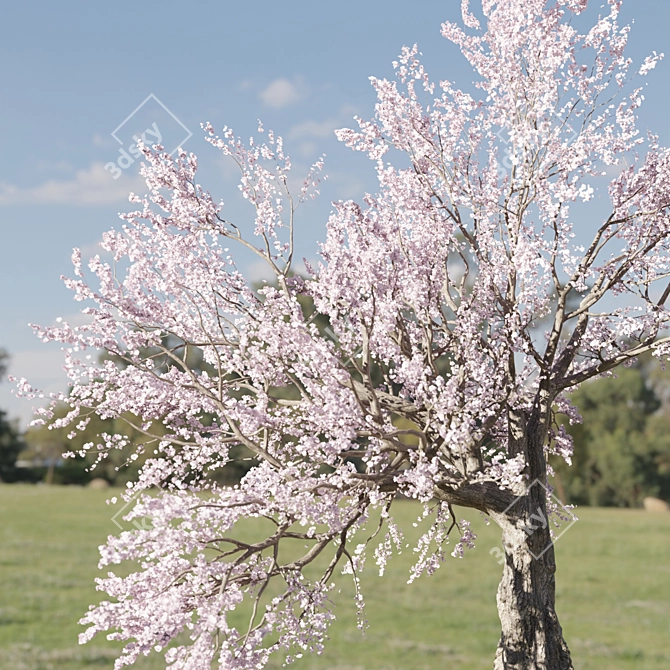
(435, 405, 574, 669)
(490, 489, 573, 670)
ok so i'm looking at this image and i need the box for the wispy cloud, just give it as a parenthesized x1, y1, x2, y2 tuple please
(0, 162, 145, 206)
(289, 118, 340, 140)
(92, 132, 114, 148)
(259, 77, 307, 109)
(35, 159, 74, 173)
(288, 104, 359, 141)
(287, 105, 360, 158)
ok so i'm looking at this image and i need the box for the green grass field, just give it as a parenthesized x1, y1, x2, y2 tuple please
(0, 485, 669, 670)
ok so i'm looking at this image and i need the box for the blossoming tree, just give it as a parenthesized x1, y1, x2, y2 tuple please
(18, 0, 670, 667)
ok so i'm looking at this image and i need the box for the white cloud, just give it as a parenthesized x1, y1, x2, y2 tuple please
(259, 77, 306, 109)
(77, 241, 115, 268)
(328, 170, 368, 200)
(35, 159, 74, 173)
(245, 258, 281, 284)
(92, 132, 113, 148)
(288, 104, 360, 142)
(0, 162, 146, 206)
(289, 118, 339, 140)
(600, 161, 627, 178)
(54, 310, 96, 328)
(296, 141, 317, 159)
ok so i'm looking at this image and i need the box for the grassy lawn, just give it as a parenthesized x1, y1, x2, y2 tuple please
(0, 485, 668, 669)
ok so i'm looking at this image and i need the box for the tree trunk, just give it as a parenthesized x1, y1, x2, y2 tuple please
(491, 494, 573, 669)
(46, 459, 55, 485)
(436, 409, 574, 669)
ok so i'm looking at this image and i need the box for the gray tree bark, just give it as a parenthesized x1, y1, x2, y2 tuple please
(436, 405, 574, 669)
(490, 492, 573, 669)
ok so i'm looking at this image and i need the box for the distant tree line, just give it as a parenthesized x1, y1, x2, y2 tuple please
(551, 354, 670, 506)
(0, 349, 26, 482)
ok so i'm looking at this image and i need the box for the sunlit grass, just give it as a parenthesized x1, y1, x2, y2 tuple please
(0, 485, 668, 669)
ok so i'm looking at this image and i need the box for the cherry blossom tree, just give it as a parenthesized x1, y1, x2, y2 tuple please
(16, 0, 670, 667)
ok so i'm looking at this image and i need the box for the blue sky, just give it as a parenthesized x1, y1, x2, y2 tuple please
(1, 0, 669, 426)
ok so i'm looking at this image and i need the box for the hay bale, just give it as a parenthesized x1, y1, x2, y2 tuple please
(643, 497, 669, 512)
(88, 478, 110, 490)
